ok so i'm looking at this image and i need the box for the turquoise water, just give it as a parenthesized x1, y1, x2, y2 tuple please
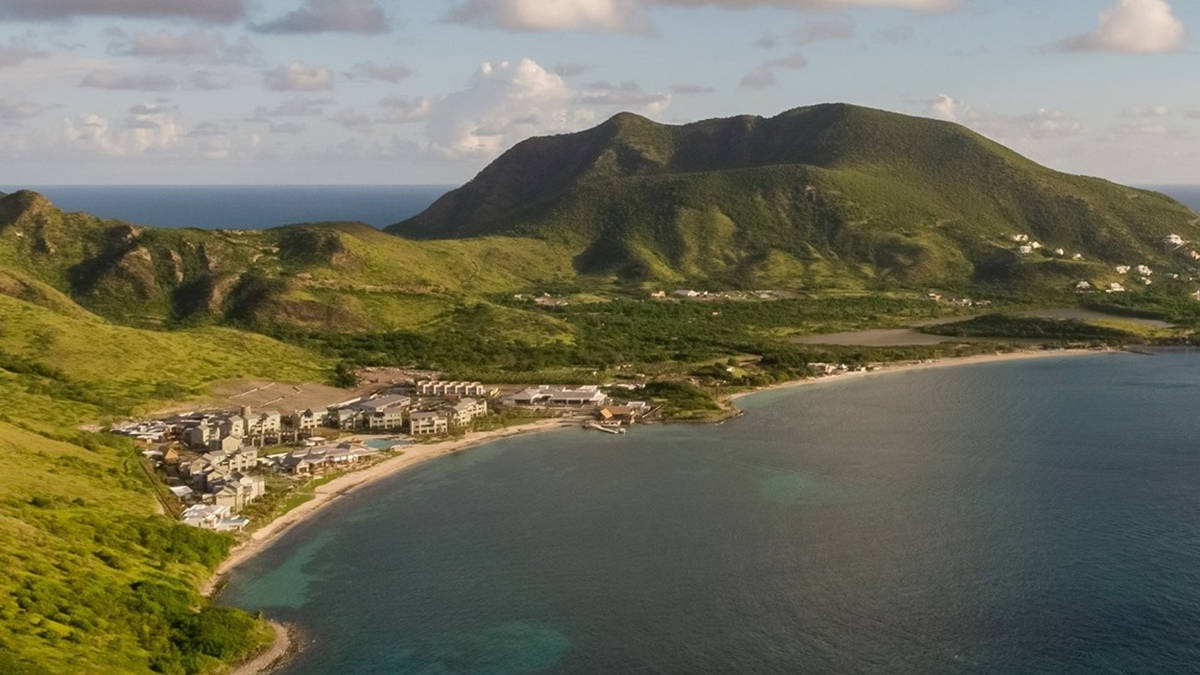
(220, 351, 1200, 673)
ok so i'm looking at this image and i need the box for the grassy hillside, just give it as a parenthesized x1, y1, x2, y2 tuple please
(392, 104, 1200, 290)
(0, 191, 574, 335)
(0, 294, 334, 673)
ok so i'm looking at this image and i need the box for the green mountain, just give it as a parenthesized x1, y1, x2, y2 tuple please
(390, 103, 1200, 290)
(0, 190, 574, 334)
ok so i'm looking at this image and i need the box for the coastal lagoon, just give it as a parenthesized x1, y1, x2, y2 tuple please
(221, 351, 1200, 673)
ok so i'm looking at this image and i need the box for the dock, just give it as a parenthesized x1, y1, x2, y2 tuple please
(584, 423, 626, 435)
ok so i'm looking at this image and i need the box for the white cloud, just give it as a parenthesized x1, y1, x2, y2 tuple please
(1052, 0, 1185, 54)
(378, 96, 432, 124)
(1015, 108, 1083, 139)
(427, 58, 598, 156)
(739, 66, 775, 89)
(255, 95, 335, 117)
(671, 83, 715, 95)
(80, 69, 177, 91)
(446, 0, 652, 33)
(0, 97, 41, 120)
(576, 81, 671, 113)
(0, 0, 248, 23)
(928, 93, 968, 122)
(448, 0, 952, 33)
(926, 95, 1082, 141)
(263, 62, 334, 91)
(0, 36, 46, 69)
(254, 0, 389, 34)
(186, 69, 235, 90)
(106, 30, 261, 66)
(63, 110, 180, 156)
(347, 61, 412, 83)
(331, 108, 373, 131)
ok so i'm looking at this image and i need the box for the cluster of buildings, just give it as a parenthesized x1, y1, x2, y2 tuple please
(500, 385, 609, 408)
(272, 442, 379, 475)
(1010, 234, 1085, 261)
(926, 293, 992, 308)
(654, 289, 790, 302)
(126, 377, 661, 532)
(325, 391, 490, 436)
(137, 407, 318, 454)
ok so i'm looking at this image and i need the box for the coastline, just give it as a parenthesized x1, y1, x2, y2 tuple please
(232, 621, 296, 675)
(727, 346, 1115, 403)
(206, 345, 1116, 673)
(202, 417, 578, 598)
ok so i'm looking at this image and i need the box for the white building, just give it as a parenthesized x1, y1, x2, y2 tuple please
(500, 385, 608, 407)
(181, 504, 231, 529)
(446, 398, 488, 426)
(409, 411, 449, 436)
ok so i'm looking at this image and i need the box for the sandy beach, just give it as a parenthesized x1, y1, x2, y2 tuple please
(728, 347, 1114, 402)
(207, 346, 1118, 673)
(203, 417, 578, 598)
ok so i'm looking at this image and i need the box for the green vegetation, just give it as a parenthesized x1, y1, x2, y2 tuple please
(0, 294, 332, 673)
(3, 102, 1200, 671)
(393, 104, 1199, 292)
(924, 314, 1137, 343)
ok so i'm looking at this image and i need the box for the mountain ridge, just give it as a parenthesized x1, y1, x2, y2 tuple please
(389, 103, 1198, 289)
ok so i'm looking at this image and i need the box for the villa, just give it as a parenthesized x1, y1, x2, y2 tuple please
(409, 410, 449, 436)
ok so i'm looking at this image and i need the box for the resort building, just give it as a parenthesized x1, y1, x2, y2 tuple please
(446, 398, 488, 426)
(212, 473, 265, 512)
(326, 395, 411, 430)
(415, 380, 494, 397)
(500, 385, 609, 408)
(409, 410, 449, 436)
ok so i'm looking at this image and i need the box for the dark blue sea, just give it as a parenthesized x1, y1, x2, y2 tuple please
(6, 185, 1197, 231)
(2, 185, 451, 229)
(220, 351, 1200, 674)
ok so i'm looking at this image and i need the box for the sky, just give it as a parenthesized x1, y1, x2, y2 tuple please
(0, 0, 1197, 186)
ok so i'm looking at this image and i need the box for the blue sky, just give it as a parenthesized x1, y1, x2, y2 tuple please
(0, 0, 1196, 185)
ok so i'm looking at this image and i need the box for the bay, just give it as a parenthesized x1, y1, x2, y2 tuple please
(220, 350, 1200, 674)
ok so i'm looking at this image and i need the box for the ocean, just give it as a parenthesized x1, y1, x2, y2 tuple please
(6, 185, 1199, 231)
(1, 185, 452, 229)
(219, 351, 1200, 674)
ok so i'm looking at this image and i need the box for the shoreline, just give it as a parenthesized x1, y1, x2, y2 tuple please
(727, 346, 1115, 403)
(232, 621, 296, 675)
(202, 417, 579, 598)
(206, 346, 1116, 673)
